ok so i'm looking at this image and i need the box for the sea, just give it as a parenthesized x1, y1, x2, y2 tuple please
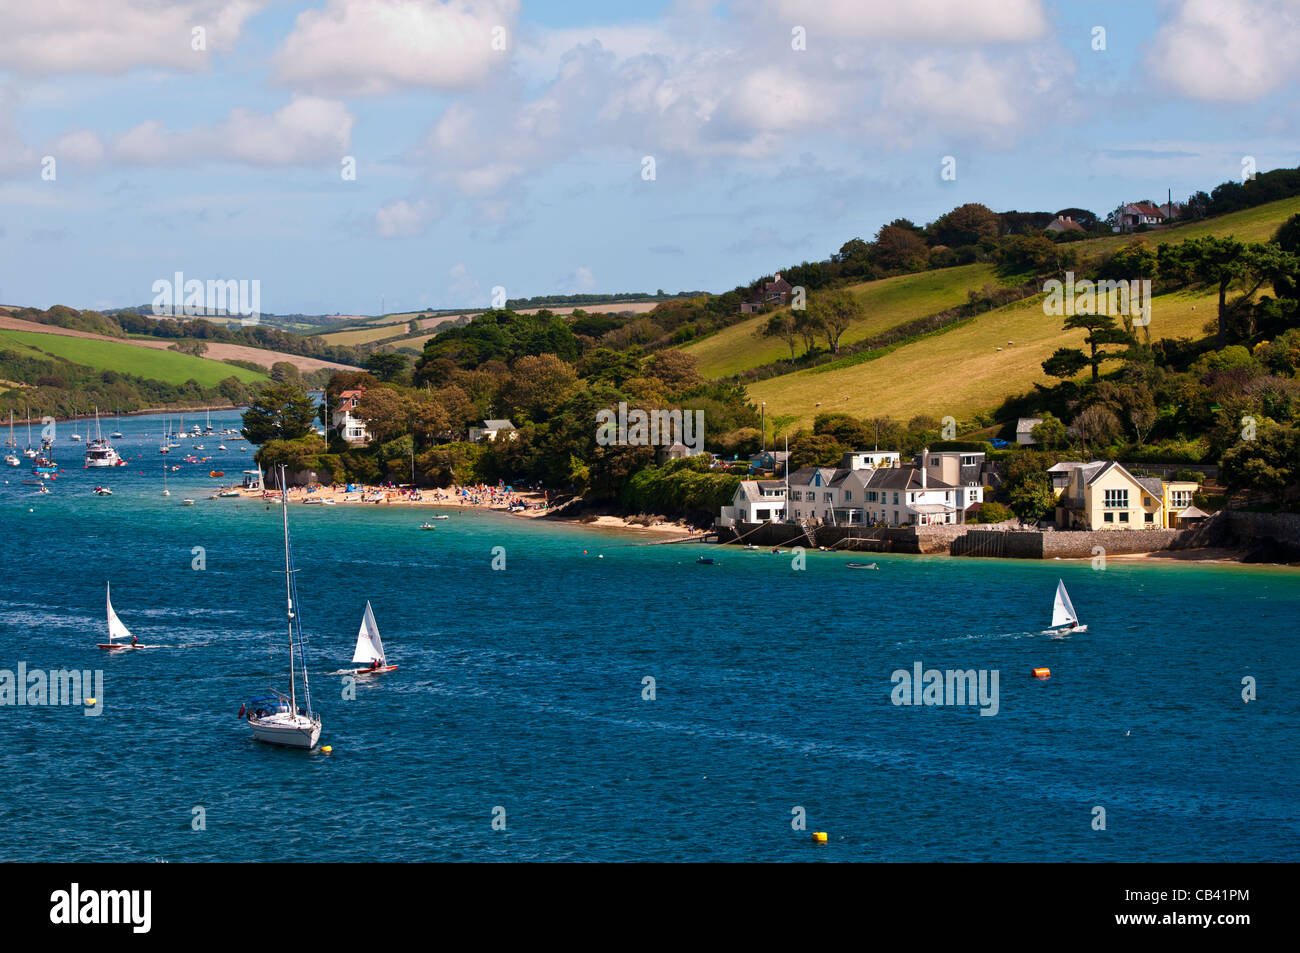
(1, 410, 1297, 862)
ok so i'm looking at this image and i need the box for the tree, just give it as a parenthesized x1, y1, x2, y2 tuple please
(873, 224, 929, 271)
(793, 308, 823, 355)
(364, 352, 411, 384)
(1008, 479, 1056, 525)
(1052, 314, 1134, 381)
(643, 350, 703, 394)
(808, 289, 859, 353)
(502, 354, 578, 422)
(788, 432, 846, 468)
(1030, 413, 1067, 450)
(1219, 422, 1298, 504)
(813, 412, 870, 447)
(1042, 347, 1089, 381)
(356, 386, 412, 444)
(761, 312, 799, 359)
(1157, 237, 1299, 348)
(928, 203, 1000, 247)
(241, 381, 318, 444)
(270, 361, 300, 383)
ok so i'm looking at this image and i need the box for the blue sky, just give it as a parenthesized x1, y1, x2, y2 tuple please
(1, 0, 1298, 315)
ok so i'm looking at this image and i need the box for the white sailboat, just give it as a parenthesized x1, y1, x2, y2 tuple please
(70, 404, 81, 441)
(243, 465, 322, 750)
(337, 601, 397, 675)
(1045, 579, 1087, 635)
(162, 464, 171, 497)
(3, 412, 17, 467)
(23, 402, 36, 457)
(98, 582, 143, 650)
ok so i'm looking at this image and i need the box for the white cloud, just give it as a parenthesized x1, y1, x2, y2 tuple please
(376, 197, 438, 238)
(275, 0, 520, 94)
(0, 0, 262, 74)
(1147, 0, 1300, 102)
(557, 265, 596, 293)
(765, 0, 1050, 43)
(112, 97, 354, 166)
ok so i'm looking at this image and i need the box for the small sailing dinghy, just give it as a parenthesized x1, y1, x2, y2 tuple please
(99, 582, 144, 650)
(335, 601, 397, 676)
(1045, 578, 1087, 635)
(846, 562, 879, 570)
(242, 464, 322, 749)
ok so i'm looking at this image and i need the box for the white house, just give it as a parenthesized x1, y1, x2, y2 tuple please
(718, 480, 787, 525)
(782, 456, 979, 526)
(841, 450, 900, 470)
(468, 419, 517, 442)
(331, 389, 371, 445)
(1016, 418, 1043, 445)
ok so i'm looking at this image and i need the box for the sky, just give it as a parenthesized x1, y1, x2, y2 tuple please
(1, 0, 1298, 316)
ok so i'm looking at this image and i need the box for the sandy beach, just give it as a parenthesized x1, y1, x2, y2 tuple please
(236, 481, 699, 535)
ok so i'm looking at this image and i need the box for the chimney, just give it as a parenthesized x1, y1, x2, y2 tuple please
(920, 447, 928, 489)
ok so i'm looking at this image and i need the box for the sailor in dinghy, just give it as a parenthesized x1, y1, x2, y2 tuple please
(343, 601, 397, 675)
(1044, 578, 1088, 635)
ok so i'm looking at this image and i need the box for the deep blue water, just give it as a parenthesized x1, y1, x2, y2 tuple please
(1, 411, 1297, 861)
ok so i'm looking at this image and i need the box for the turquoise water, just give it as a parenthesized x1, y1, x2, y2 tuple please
(2, 411, 1297, 861)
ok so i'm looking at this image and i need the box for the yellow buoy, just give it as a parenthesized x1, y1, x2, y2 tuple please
(1031, 667, 1051, 679)
(812, 832, 828, 843)
(321, 745, 332, 753)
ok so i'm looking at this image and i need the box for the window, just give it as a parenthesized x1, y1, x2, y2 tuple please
(1144, 513, 1154, 523)
(930, 457, 939, 466)
(1119, 512, 1129, 522)
(1104, 512, 1114, 522)
(790, 491, 800, 501)
(961, 455, 978, 466)
(1171, 490, 1193, 508)
(1143, 497, 1152, 507)
(893, 492, 899, 504)
(844, 491, 852, 501)
(1103, 488, 1128, 508)
(824, 492, 832, 502)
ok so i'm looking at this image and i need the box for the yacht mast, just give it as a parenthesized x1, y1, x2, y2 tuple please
(280, 466, 298, 715)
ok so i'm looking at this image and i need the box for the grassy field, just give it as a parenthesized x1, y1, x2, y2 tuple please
(680, 263, 1002, 378)
(0, 330, 269, 387)
(745, 286, 1222, 428)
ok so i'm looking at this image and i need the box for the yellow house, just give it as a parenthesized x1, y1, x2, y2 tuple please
(1056, 461, 1164, 530)
(1161, 480, 1200, 529)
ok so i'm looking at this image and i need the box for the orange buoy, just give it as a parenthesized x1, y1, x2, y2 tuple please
(1031, 667, 1051, 679)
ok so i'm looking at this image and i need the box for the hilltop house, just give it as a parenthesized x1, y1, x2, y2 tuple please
(331, 389, 371, 446)
(762, 273, 794, 306)
(468, 419, 517, 442)
(1045, 215, 1085, 234)
(718, 480, 787, 525)
(1115, 202, 1166, 231)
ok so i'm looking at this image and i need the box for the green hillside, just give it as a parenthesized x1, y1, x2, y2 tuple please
(0, 330, 268, 387)
(681, 263, 1001, 378)
(712, 196, 1300, 426)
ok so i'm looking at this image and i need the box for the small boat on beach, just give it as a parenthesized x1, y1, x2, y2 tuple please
(98, 582, 144, 650)
(1044, 579, 1087, 635)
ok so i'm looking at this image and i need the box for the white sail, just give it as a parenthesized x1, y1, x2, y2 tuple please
(1051, 579, 1077, 628)
(351, 601, 385, 664)
(106, 582, 132, 643)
